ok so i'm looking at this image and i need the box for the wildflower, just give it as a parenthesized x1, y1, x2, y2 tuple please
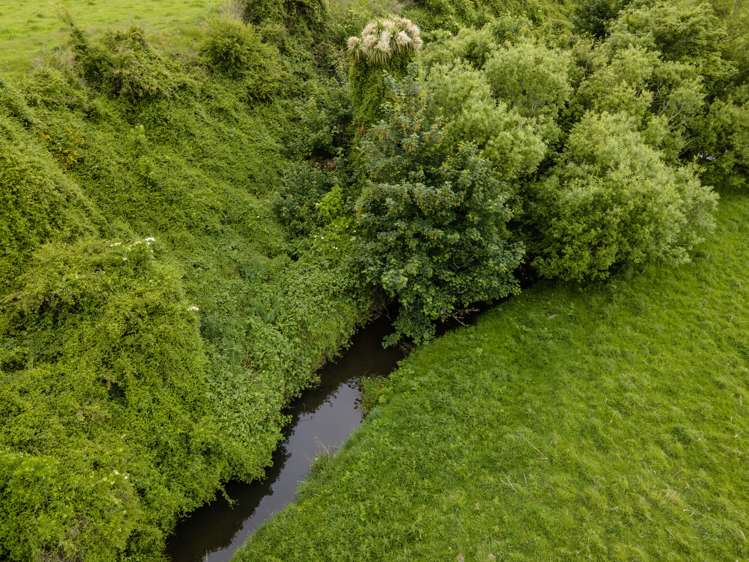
(144, 236, 156, 244)
(347, 36, 361, 50)
(188, 305, 200, 312)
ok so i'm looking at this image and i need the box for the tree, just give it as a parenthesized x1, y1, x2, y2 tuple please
(354, 75, 529, 343)
(347, 17, 423, 128)
(529, 111, 717, 281)
(483, 41, 572, 143)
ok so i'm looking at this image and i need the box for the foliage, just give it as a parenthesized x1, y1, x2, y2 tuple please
(572, 0, 632, 37)
(239, 0, 328, 31)
(200, 18, 286, 102)
(483, 41, 572, 143)
(0, 0, 747, 559)
(606, 0, 734, 88)
(529, 111, 717, 281)
(0, 8, 370, 560)
(274, 162, 341, 239)
(424, 62, 547, 179)
(0, 239, 218, 561)
(698, 96, 749, 190)
(354, 75, 526, 344)
(0, 114, 103, 288)
(67, 22, 192, 103)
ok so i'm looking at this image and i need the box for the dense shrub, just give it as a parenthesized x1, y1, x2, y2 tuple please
(484, 41, 572, 143)
(0, 239, 219, 560)
(201, 18, 285, 100)
(0, 115, 102, 288)
(529, 111, 717, 281)
(699, 96, 749, 189)
(607, 0, 733, 87)
(425, 62, 547, 178)
(484, 42, 572, 120)
(239, 0, 327, 31)
(0, 14, 369, 560)
(274, 162, 340, 239)
(68, 23, 190, 103)
(354, 76, 526, 344)
(572, 0, 632, 37)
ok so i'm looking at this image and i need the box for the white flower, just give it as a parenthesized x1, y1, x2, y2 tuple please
(188, 305, 200, 312)
(347, 36, 361, 50)
(144, 236, 156, 244)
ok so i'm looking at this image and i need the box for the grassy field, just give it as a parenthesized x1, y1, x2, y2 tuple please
(237, 190, 749, 561)
(0, 0, 224, 75)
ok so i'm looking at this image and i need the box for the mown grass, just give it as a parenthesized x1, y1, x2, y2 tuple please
(237, 191, 749, 561)
(0, 0, 223, 75)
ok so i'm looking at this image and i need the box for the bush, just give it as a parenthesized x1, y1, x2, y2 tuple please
(698, 96, 749, 189)
(425, 62, 547, 178)
(274, 162, 340, 238)
(607, 0, 734, 88)
(0, 238, 220, 560)
(529, 111, 717, 281)
(68, 23, 190, 103)
(484, 41, 572, 142)
(0, 116, 102, 288)
(201, 18, 285, 100)
(239, 0, 327, 30)
(572, 0, 632, 37)
(354, 76, 525, 344)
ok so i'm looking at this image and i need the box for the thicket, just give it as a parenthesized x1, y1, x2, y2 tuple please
(0, 8, 369, 561)
(343, 0, 747, 342)
(1, 0, 748, 559)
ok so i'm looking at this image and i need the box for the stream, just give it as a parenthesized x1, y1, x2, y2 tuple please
(166, 316, 404, 562)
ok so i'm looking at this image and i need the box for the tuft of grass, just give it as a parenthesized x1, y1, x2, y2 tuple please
(236, 191, 749, 561)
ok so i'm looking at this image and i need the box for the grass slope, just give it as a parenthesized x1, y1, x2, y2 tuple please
(0, 0, 223, 75)
(237, 191, 749, 561)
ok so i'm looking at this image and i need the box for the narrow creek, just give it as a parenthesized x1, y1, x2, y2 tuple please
(166, 317, 405, 562)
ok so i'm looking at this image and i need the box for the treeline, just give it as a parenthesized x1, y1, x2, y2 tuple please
(278, 0, 747, 343)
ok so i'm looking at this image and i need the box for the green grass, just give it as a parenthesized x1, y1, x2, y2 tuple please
(0, 0, 224, 75)
(237, 191, 749, 561)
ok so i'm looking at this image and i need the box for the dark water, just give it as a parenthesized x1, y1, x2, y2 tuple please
(166, 317, 404, 562)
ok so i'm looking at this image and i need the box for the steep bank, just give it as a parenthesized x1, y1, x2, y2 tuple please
(0, 10, 369, 560)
